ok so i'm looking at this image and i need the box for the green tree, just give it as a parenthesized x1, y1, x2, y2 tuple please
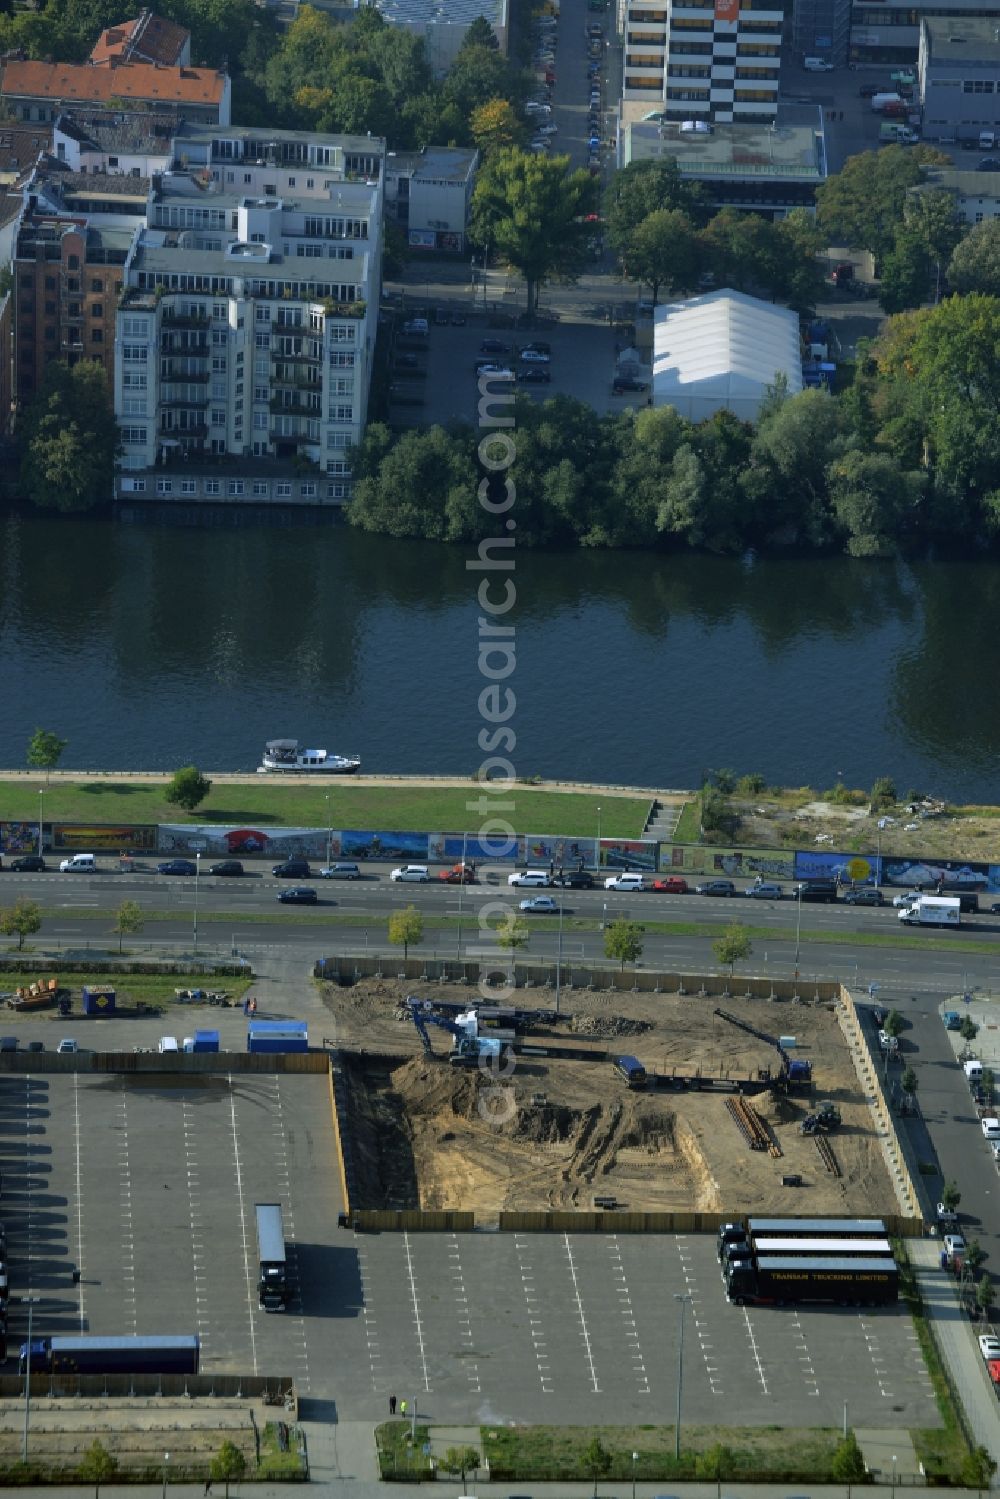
(694, 1443, 733, 1481)
(26, 727, 67, 783)
(827, 451, 923, 556)
(438, 1445, 481, 1484)
(831, 1434, 866, 1483)
(623, 208, 700, 302)
(443, 40, 518, 122)
(605, 159, 706, 263)
(700, 783, 732, 836)
(77, 1438, 118, 1499)
(900, 1065, 918, 1102)
(470, 147, 597, 318)
(960, 1446, 997, 1490)
(904, 188, 964, 300)
(581, 1434, 612, 1497)
(0, 897, 42, 951)
(878, 229, 932, 314)
(870, 776, 896, 810)
(966, 1238, 986, 1271)
(210, 1438, 248, 1499)
(959, 1015, 979, 1042)
(947, 219, 1000, 296)
(604, 919, 644, 970)
(19, 360, 119, 512)
(983, 1067, 995, 1106)
(815, 145, 944, 268)
(113, 900, 144, 955)
(882, 1006, 904, 1037)
(713, 923, 752, 978)
(494, 911, 529, 951)
(388, 904, 423, 960)
(976, 1273, 996, 1322)
(740, 388, 847, 547)
(710, 768, 737, 794)
(941, 1180, 961, 1212)
(165, 766, 212, 812)
(700, 208, 786, 296)
(349, 424, 481, 542)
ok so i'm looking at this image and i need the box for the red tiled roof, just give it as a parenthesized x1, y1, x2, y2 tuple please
(2, 58, 224, 107)
(90, 10, 189, 67)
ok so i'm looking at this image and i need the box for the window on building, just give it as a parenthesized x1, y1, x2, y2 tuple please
(255, 332, 270, 349)
(276, 481, 292, 497)
(212, 380, 226, 400)
(123, 344, 147, 361)
(123, 397, 146, 417)
(211, 410, 226, 426)
(333, 405, 353, 422)
(253, 411, 268, 429)
(252, 480, 269, 497)
(181, 479, 197, 494)
(91, 278, 104, 292)
(228, 480, 245, 495)
(122, 426, 147, 443)
(44, 299, 56, 315)
(205, 479, 221, 495)
(156, 479, 173, 494)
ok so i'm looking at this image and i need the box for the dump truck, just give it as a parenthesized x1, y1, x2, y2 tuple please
(725, 1255, 898, 1306)
(20, 1334, 200, 1375)
(898, 895, 960, 927)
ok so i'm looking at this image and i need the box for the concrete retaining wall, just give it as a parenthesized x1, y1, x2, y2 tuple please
(837, 988, 924, 1221)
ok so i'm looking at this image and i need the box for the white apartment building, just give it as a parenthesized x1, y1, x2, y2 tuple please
(113, 127, 383, 504)
(620, 0, 784, 123)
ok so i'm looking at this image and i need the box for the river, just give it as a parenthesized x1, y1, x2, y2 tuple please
(0, 509, 997, 800)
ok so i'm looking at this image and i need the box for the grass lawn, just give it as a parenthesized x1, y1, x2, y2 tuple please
(480, 1424, 845, 1482)
(376, 1421, 433, 1480)
(1, 780, 648, 839)
(0, 968, 252, 1017)
(895, 1246, 974, 1480)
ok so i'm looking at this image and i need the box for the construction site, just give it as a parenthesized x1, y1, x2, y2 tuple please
(323, 975, 896, 1217)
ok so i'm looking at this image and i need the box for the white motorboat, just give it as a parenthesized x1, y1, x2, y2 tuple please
(257, 739, 361, 775)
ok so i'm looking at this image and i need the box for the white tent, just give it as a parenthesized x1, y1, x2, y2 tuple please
(652, 290, 803, 424)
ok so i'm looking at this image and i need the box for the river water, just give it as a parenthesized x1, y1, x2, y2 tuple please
(0, 509, 997, 800)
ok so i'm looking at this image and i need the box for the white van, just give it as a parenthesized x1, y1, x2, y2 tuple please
(804, 56, 833, 70)
(964, 1059, 984, 1083)
(59, 853, 96, 873)
(605, 872, 646, 892)
(158, 1036, 179, 1054)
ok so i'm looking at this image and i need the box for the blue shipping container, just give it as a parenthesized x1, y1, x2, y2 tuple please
(192, 1030, 220, 1052)
(247, 1020, 308, 1054)
(82, 986, 116, 1015)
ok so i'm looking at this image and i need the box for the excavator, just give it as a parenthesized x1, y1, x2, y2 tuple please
(406, 997, 512, 1067)
(713, 1007, 813, 1094)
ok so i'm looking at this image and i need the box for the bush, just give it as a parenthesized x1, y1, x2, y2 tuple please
(735, 773, 767, 796)
(870, 776, 897, 810)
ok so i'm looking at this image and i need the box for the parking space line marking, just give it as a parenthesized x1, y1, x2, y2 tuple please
(402, 1232, 431, 1392)
(72, 1072, 85, 1328)
(227, 1075, 258, 1376)
(740, 1307, 768, 1394)
(563, 1234, 600, 1393)
(118, 1081, 136, 1333)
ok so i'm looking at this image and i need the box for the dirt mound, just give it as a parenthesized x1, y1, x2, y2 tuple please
(570, 1013, 652, 1038)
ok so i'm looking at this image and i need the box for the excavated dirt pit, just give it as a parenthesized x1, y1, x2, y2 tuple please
(327, 977, 895, 1216)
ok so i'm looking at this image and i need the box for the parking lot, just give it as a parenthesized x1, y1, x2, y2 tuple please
(0, 1068, 940, 1427)
(352, 1229, 940, 1425)
(0, 1071, 343, 1393)
(391, 317, 634, 430)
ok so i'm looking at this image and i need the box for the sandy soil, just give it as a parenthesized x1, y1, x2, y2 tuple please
(736, 794, 1000, 862)
(324, 977, 893, 1217)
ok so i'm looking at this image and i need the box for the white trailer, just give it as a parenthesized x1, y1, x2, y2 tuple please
(898, 895, 961, 927)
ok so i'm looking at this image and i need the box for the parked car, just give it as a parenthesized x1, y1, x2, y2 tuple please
(554, 869, 594, 888)
(508, 870, 551, 886)
(943, 1233, 967, 1257)
(892, 890, 921, 907)
(158, 859, 197, 876)
(979, 1334, 1000, 1360)
(319, 862, 362, 879)
(858, 83, 881, 97)
(979, 158, 1000, 171)
(518, 368, 552, 383)
(745, 881, 783, 899)
(650, 876, 689, 894)
(209, 859, 244, 877)
(843, 887, 884, 905)
(59, 854, 96, 873)
(402, 317, 428, 336)
(390, 864, 430, 882)
(438, 863, 477, 883)
(57, 1038, 79, 1054)
(9, 855, 46, 872)
(480, 338, 510, 354)
(476, 362, 516, 379)
(520, 895, 560, 913)
(696, 879, 736, 896)
(520, 348, 552, 362)
(451, 312, 466, 326)
(524, 341, 552, 355)
(277, 886, 318, 904)
(605, 872, 647, 891)
(272, 858, 311, 879)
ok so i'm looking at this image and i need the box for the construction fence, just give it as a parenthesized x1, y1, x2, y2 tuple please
(349, 1207, 924, 1236)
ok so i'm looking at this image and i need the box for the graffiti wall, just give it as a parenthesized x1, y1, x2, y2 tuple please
(54, 823, 158, 852)
(599, 839, 659, 871)
(659, 844, 796, 880)
(429, 833, 524, 863)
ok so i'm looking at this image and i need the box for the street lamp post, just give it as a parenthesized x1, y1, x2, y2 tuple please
(37, 790, 44, 856)
(21, 1295, 39, 1462)
(631, 1450, 638, 1499)
(794, 884, 802, 978)
(457, 830, 468, 960)
(162, 1451, 170, 1499)
(193, 852, 201, 954)
(673, 1291, 690, 1460)
(597, 803, 602, 857)
(555, 897, 564, 1017)
(891, 1453, 897, 1499)
(325, 793, 332, 870)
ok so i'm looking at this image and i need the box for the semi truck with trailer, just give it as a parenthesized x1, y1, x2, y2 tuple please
(898, 895, 960, 927)
(256, 1202, 290, 1311)
(20, 1334, 200, 1375)
(725, 1255, 898, 1306)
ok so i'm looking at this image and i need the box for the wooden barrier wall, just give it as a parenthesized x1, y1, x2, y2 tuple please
(0, 1051, 328, 1075)
(344, 1208, 923, 1236)
(352, 1210, 476, 1233)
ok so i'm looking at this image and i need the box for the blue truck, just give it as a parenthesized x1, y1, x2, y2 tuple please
(20, 1334, 200, 1375)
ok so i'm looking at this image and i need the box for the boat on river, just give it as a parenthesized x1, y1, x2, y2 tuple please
(257, 739, 361, 775)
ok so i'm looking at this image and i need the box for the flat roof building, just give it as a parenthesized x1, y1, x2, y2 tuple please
(919, 17, 1000, 142)
(384, 145, 478, 251)
(620, 0, 785, 123)
(620, 105, 826, 216)
(851, 0, 1000, 67)
(371, 0, 508, 70)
